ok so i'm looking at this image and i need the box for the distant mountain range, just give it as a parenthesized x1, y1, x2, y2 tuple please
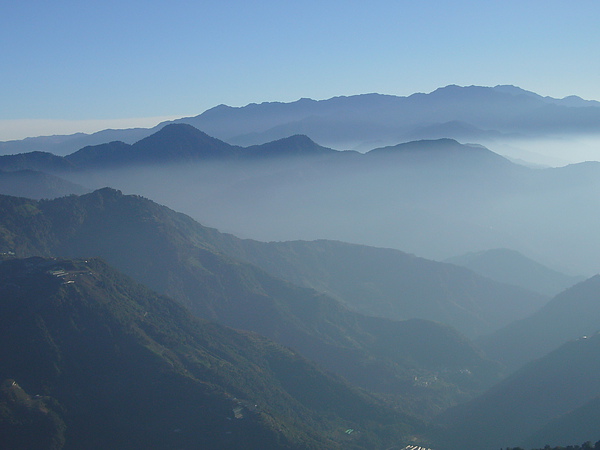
(2, 121, 600, 275)
(186, 84, 600, 149)
(0, 124, 339, 174)
(2, 84, 599, 156)
(2, 85, 600, 448)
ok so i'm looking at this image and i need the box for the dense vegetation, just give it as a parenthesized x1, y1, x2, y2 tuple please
(1, 185, 599, 448)
(2, 90, 600, 448)
(0, 256, 427, 448)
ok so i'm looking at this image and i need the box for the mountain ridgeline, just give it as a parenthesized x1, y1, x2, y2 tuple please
(1, 85, 600, 448)
(2, 84, 600, 155)
(3, 120, 600, 276)
(62, 124, 338, 169)
(4, 120, 597, 277)
(0, 189, 504, 418)
(0, 122, 512, 173)
(212, 239, 547, 338)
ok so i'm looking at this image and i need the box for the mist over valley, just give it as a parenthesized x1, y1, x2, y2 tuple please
(2, 85, 600, 449)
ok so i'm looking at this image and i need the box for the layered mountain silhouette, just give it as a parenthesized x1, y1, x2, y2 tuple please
(0, 134, 551, 337)
(0, 127, 153, 157)
(1, 124, 338, 172)
(3, 121, 600, 275)
(2, 84, 599, 448)
(3, 85, 599, 155)
(0, 256, 425, 448)
(66, 124, 241, 168)
(0, 123, 512, 174)
(0, 189, 503, 416)
(0, 151, 76, 172)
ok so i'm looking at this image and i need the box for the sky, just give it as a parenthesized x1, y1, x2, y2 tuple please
(1, 0, 600, 141)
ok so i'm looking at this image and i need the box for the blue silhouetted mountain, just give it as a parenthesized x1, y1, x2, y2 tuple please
(65, 124, 239, 168)
(64, 141, 132, 168)
(181, 84, 600, 147)
(0, 151, 76, 173)
(62, 124, 336, 169)
(493, 84, 600, 107)
(0, 189, 503, 416)
(0, 256, 427, 449)
(364, 138, 516, 170)
(0, 151, 85, 199)
(7, 123, 600, 278)
(242, 134, 338, 159)
(0, 127, 153, 156)
(3, 85, 600, 154)
(435, 332, 600, 450)
(445, 248, 583, 297)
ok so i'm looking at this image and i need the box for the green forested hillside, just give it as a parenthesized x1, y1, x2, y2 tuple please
(0, 256, 426, 449)
(0, 189, 501, 416)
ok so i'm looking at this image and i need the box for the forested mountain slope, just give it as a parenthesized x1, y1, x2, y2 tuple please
(0, 190, 501, 415)
(0, 256, 427, 448)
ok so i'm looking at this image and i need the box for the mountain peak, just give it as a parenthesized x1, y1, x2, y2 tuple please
(367, 138, 462, 155)
(91, 186, 123, 198)
(127, 123, 238, 162)
(136, 123, 218, 144)
(244, 134, 335, 158)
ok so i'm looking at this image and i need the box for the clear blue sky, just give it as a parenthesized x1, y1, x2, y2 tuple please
(1, 0, 599, 140)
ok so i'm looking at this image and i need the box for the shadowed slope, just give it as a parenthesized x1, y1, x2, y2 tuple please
(0, 256, 425, 449)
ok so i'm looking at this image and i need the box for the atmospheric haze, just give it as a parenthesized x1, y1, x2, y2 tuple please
(3, 85, 600, 450)
(4, 1, 600, 447)
(56, 130, 600, 277)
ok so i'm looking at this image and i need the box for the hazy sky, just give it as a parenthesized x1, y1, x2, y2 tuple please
(2, 0, 599, 140)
